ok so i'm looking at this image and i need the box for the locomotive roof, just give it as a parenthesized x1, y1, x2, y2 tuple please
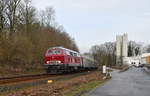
(49, 46, 80, 54)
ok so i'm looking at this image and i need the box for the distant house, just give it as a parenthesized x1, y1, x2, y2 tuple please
(141, 53, 150, 64)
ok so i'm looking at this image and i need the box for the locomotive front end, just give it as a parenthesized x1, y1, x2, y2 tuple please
(44, 47, 65, 73)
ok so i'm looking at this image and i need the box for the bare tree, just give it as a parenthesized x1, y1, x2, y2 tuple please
(39, 7, 55, 27)
(5, 0, 21, 37)
(128, 41, 142, 56)
(0, 0, 7, 35)
(103, 42, 116, 66)
(39, 10, 45, 27)
(18, 0, 36, 35)
(143, 44, 150, 53)
(90, 42, 116, 69)
(45, 7, 55, 27)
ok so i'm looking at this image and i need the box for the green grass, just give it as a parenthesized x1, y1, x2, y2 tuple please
(63, 80, 103, 96)
(107, 69, 113, 72)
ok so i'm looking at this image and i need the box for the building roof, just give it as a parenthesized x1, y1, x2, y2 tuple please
(141, 53, 150, 57)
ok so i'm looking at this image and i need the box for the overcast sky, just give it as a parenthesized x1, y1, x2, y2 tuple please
(32, 0, 150, 53)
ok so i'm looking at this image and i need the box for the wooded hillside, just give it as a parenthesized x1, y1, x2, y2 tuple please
(0, 0, 78, 73)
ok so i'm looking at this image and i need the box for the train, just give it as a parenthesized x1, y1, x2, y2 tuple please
(44, 47, 98, 73)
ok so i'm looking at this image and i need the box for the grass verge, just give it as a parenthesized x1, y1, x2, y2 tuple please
(62, 80, 103, 96)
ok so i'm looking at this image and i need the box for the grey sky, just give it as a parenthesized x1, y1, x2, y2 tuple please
(32, 0, 150, 53)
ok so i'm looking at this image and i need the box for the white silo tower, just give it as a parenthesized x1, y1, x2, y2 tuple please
(116, 33, 128, 66)
(122, 33, 128, 57)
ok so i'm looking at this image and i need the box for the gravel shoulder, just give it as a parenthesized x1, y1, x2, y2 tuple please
(2, 71, 104, 96)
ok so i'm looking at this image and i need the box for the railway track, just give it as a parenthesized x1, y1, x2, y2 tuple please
(0, 73, 61, 94)
(0, 71, 94, 94)
(0, 73, 57, 85)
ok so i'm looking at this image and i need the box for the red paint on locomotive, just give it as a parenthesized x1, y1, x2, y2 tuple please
(44, 47, 82, 66)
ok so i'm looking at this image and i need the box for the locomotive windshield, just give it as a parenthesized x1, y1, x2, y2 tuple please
(47, 49, 61, 55)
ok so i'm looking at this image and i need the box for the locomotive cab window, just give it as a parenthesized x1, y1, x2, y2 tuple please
(48, 50, 53, 54)
(74, 53, 77, 56)
(54, 50, 61, 54)
(70, 52, 74, 56)
(47, 49, 61, 55)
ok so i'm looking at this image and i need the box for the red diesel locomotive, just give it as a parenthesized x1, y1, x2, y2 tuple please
(44, 47, 97, 73)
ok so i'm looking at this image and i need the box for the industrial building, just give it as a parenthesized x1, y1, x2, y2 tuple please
(116, 33, 128, 65)
(124, 53, 150, 67)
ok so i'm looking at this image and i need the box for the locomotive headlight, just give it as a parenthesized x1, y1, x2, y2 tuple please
(58, 61, 61, 63)
(46, 61, 49, 64)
